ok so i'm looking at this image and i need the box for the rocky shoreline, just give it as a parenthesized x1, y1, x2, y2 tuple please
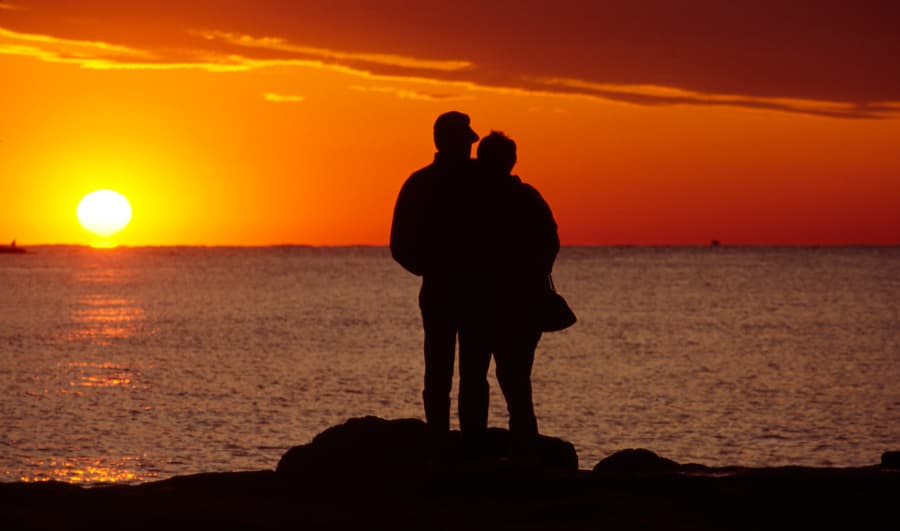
(2, 417, 898, 530)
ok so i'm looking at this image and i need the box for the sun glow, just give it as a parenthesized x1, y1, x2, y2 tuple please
(77, 190, 132, 242)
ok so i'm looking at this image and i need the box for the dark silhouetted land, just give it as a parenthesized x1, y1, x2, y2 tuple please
(2, 417, 897, 530)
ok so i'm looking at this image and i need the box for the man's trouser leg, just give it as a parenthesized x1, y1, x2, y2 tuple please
(458, 324, 492, 455)
(422, 321, 455, 434)
(420, 286, 456, 452)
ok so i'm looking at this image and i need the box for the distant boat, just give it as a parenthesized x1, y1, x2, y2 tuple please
(0, 240, 26, 254)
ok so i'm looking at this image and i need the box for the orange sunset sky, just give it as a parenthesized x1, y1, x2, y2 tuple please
(1, 0, 898, 246)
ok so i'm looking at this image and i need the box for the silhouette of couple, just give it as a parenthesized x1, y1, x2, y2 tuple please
(391, 111, 559, 462)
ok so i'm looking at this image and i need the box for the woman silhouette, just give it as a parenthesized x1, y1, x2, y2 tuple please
(457, 130, 560, 461)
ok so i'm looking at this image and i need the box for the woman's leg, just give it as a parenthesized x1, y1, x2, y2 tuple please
(494, 323, 541, 438)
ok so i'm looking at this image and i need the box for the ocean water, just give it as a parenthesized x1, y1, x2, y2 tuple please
(1, 246, 898, 484)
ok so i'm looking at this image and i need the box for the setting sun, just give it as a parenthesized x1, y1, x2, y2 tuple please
(76, 190, 132, 239)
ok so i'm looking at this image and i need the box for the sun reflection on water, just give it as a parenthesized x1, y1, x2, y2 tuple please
(17, 456, 156, 484)
(63, 294, 149, 345)
(88, 240, 120, 249)
(65, 361, 143, 388)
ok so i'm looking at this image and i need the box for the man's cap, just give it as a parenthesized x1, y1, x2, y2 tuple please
(433, 111, 479, 145)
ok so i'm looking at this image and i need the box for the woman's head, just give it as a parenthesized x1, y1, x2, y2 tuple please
(477, 131, 517, 175)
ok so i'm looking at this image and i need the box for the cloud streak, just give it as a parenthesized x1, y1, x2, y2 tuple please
(536, 78, 898, 120)
(199, 31, 472, 73)
(350, 85, 465, 102)
(263, 92, 304, 103)
(0, 27, 152, 64)
(2, 0, 899, 121)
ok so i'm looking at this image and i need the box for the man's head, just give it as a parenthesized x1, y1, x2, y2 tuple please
(433, 111, 479, 157)
(476, 131, 517, 175)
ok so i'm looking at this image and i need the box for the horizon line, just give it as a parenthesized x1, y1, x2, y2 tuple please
(9, 243, 900, 249)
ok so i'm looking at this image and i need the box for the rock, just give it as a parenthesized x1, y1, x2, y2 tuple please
(276, 416, 579, 484)
(277, 416, 430, 481)
(478, 427, 579, 471)
(881, 451, 900, 469)
(592, 448, 680, 477)
(522, 431, 579, 471)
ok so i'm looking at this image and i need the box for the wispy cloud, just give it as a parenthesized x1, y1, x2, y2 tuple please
(263, 92, 304, 103)
(0, 2, 23, 11)
(0, 26, 293, 71)
(2, 24, 896, 120)
(198, 31, 472, 73)
(0, 27, 156, 66)
(536, 77, 900, 120)
(0, 26, 467, 76)
(350, 85, 465, 102)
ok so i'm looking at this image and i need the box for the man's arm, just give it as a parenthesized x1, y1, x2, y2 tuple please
(390, 174, 425, 276)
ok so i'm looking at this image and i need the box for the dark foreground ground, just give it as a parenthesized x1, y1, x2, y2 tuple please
(3, 417, 898, 531)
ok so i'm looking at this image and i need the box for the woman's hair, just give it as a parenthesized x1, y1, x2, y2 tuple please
(477, 130, 517, 174)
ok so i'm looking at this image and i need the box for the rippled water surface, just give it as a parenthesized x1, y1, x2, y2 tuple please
(1, 246, 898, 483)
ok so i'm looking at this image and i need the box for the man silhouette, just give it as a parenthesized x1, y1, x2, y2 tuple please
(390, 111, 479, 456)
